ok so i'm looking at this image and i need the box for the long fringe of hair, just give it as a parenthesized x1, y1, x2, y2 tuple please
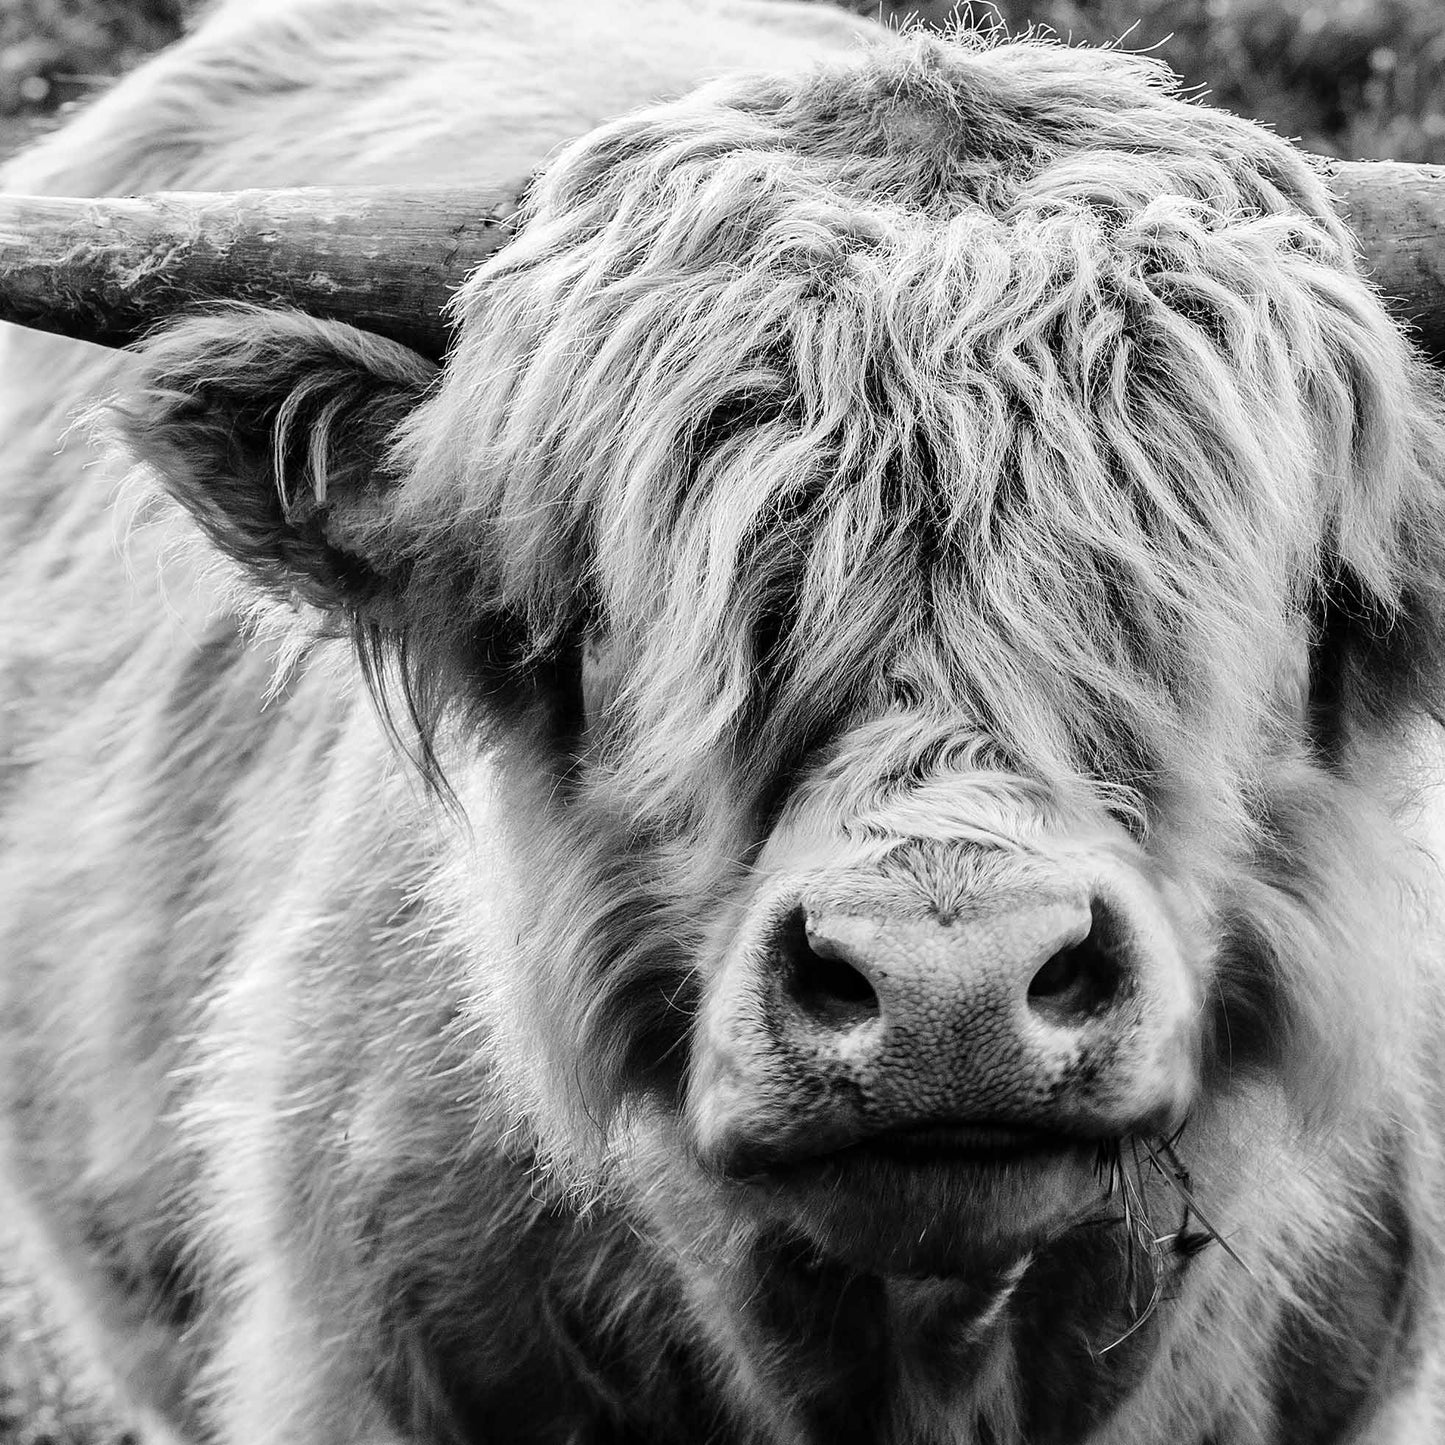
(378, 33, 1445, 1137)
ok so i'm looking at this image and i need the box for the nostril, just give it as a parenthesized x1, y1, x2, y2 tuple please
(1026, 900, 1127, 1025)
(1028, 946, 1086, 999)
(774, 908, 880, 1028)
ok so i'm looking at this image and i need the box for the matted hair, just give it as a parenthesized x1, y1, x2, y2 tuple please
(348, 33, 1445, 1138)
(390, 33, 1445, 826)
(31, 12, 1445, 1436)
(118, 28, 1445, 1150)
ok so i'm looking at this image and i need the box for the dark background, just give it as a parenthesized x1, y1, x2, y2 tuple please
(1, 0, 1442, 1441)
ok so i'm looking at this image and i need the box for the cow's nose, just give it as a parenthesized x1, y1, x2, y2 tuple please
(689, 850, 1201, 1181)
(690, 884, 1173, 1175)
(777, 897, 1124, 1041)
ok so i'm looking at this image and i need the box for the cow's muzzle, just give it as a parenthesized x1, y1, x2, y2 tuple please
(688, 843, 1199, 1263)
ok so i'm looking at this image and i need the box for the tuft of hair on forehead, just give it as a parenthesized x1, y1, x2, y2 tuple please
(389, 28, 1445, 844)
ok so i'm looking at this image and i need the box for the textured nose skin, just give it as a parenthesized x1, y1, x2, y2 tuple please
(798, 896, 1101, 1034)
(689, 862, 1199, 1178)
(784, 894, 1109, 1125)
(687, 843, 1196, 1179)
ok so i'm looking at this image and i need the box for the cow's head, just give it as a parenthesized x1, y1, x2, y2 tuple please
(116, 35, 1445, 1282)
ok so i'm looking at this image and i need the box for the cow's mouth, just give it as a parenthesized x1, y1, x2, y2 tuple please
(824, 1120, 1082, 1167)
(716, 1122, 1110, 1276)
(721, 1119, 1090, 1180)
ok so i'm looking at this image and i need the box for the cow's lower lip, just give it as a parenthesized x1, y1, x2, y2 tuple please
(729, 1122, 1085, 1179)
(716, 1123, 1104, 1275)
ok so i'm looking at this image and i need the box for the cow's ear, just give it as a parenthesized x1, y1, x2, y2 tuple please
(117, 307, 436, 613)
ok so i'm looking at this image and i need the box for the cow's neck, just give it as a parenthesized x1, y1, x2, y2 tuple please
(691, 1208, 1195, 1445)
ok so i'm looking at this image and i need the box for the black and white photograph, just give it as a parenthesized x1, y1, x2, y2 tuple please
(3, 2, 1445, 1441)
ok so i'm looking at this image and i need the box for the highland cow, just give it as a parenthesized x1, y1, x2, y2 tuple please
(3, 1, 1445, 1442)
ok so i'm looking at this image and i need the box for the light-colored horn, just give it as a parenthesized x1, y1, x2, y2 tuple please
(0, 163, 1443, 363)
(0, 185, 521, 361)
(1327, 159, 1445, 363)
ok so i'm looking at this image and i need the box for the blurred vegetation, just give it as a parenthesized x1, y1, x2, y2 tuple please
(858, 0, 1445, 161)
(2, 0, 1444, 161)
(0, 0, 187, 155)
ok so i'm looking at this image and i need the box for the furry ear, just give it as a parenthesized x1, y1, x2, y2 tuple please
(119, 306, 437, 613)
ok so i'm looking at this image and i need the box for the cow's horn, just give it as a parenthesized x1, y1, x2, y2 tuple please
(1326, 159, 1445, 363)
(0, 164, 1444, 363)
(0, 185, 522, 361)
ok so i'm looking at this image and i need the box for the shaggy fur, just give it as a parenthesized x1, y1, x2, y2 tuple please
(5, 2, 1445, 1443)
